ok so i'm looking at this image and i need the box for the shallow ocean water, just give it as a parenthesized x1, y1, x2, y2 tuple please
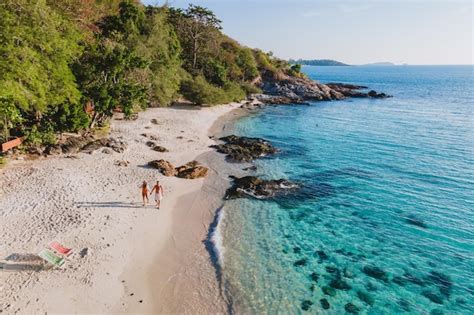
(218, 66, 474, 314)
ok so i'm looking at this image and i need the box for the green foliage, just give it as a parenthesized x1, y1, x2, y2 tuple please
(1, 0, 286, 144)
(241, 82, 262, 95)
(25, 124, 56, 146)
(180, 76, 245, 105)
(0, 0, 82, 113)
(0, 156, 7, 168)
(0, 96, 23, 142)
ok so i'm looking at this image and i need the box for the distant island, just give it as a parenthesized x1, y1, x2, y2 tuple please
(288, 59, 350, 66)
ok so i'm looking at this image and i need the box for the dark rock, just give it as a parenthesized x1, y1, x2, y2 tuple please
(301, 300, 313, 311)
(430, 309, 444, 315)
(357, 290, 374, 306)
(293, 247, 301, 254)
(310, 272, 319, 282)
(405, 215, 428, 228)
(102, 148, 113, 154)
(422, 290, 444, 304)
(392, 276, 407, 286)
(294, 258, 307, 267)
(315, 250, 329, 261)
(150, 119, 159, 125)
(455, 297, 466, 305)
(81, 137, 127, 154)
(322, 286, 336, 297)
(242, 165, 257, 171)
(398, 298, 411, 312)
(329, 279, 351, 290)
(427, 271, 452, 297)
(175, 160, 209, 179)
(225, 176, 298, 200)
(344, 303, 360, 314)
(362, 265, 389, 282)
(148, 159, 177, 177)
(44, 144, 62, 155)
(320, 298, 330, 309)
(325, 265, 338, 274)
(211, 135, 278, 162)
(309, 284, 315, 292)
(146, 141, 156, 147)
(152, 146, 169, 152)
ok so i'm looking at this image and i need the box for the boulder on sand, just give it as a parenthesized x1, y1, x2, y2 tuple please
(148, 159, 177, 177)
(175, 161, 209, 179)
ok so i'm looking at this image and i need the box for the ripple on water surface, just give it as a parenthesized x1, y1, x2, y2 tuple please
(218, 66, 474, 313)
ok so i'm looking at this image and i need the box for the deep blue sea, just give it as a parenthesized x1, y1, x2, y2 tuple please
(217, 65, 474, 314)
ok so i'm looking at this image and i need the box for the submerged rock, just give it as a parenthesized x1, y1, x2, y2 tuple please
(211, 135, 278, 162)
(301, 300, 313, 311)
(329, 279, 351, 290)
(315, 250, 329, 262)
(310, 272, 319, 282)
(322, 286, 336, 297)
(345, 303, 360, 314)
(294, 258, 307, 267)
(422, 290, 444, 304)
(225, 176, 298, 200)
(427, 271, 452, 297)
(320, 298, 330, 310)
(362, 265, 389, 282)
(405, 215, 428, 228)
(357, 290, 374, 306)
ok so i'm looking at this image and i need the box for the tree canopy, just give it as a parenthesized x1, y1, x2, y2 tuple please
(0, 0, 295, 145)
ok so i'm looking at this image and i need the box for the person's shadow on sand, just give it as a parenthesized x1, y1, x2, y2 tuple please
(76, 201, 143, 209)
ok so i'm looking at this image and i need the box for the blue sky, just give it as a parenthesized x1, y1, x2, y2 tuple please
(142, 0, 473, 65)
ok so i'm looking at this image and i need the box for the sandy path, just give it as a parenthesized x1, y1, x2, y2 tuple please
(0, 103, 241, 314)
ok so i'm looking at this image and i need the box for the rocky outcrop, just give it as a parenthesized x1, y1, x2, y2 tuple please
(44, 135, 126, 155)
(148, 159, 177, 176)
(211, 135, 278, 162)
(225, 175, 298, 199)
(254, 75, 391, 104)
(175, 161, 209, 179)
(148, 159, 209, 179)
(81, 137, 127, 154)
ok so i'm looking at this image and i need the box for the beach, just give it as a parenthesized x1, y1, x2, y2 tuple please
(0, 103, 245, 314)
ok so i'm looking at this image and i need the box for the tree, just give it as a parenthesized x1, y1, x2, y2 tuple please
(169, 4, 222, 71)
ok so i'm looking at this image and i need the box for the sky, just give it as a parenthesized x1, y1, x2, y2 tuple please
(142, 0, 473, 65)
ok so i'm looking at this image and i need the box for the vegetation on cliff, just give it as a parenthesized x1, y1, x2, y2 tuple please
(0, 0, 295, 145)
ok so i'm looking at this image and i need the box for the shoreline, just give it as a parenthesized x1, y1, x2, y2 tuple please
(0, 102, 251, 314)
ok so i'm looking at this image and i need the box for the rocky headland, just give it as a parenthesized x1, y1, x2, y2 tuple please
(252, 74, 391, 104)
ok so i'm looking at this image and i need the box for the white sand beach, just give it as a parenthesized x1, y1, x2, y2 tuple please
(0, 103, 244, 314)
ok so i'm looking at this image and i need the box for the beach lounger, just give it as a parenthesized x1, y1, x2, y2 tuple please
(49, 241, 73, 256)
(38, 249, 65, 267)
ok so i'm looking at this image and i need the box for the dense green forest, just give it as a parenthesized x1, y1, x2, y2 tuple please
(0, 0, 299, 145)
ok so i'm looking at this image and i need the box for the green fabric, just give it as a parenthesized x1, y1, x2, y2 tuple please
(39, 249, 65, 266)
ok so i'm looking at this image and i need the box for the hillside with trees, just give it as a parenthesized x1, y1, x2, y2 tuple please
(0, 0, 299, 146)
(289, 59, 350, 66)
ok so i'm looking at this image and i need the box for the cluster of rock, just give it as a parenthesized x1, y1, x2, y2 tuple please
(43, 135, 127, 155)
(253, 75, 391, 104)
(211, 135, 278, 162)
(148, 159, 209, 179)
(225, 176, 298, 200)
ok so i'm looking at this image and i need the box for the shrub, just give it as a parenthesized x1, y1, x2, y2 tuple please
(241, 82, 262, 95)
(180, 75, 245, 105)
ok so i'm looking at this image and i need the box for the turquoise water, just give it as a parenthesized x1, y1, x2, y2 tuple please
(218, 66, 474, 314)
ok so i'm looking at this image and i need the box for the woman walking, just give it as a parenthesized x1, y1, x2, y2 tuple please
(141, 181, 149, 206)
(150, 181, 164, 209)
